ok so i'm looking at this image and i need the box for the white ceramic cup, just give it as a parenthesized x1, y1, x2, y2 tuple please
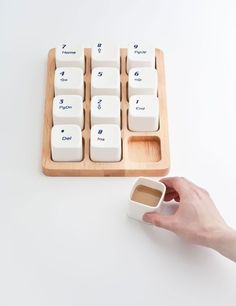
(128, 177, 178, 222)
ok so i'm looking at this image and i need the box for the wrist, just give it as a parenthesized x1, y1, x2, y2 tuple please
(206, 224, 236, 251)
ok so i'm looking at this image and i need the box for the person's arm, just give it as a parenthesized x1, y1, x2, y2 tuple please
(209, 226, 236, 262)
(143, 177, 236, 262)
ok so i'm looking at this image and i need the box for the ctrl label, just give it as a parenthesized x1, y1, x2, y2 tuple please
(62, 136, 72, 141)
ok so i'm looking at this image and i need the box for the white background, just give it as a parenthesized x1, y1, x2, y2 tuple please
(1, 0, 236, 305)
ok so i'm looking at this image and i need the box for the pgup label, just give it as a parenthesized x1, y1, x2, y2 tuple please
(134, 50, 147, 55)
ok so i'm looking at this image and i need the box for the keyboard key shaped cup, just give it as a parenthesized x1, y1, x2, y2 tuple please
(127, 177, 166, 222)
(42, 45, 171, 176)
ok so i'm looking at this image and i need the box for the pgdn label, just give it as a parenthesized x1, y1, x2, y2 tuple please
(59, 105, 72, 110)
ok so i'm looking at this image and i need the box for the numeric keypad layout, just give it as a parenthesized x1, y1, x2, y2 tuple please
(42, 44, 170, 176)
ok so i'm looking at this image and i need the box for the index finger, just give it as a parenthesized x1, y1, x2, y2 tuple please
(160, 177, 190, 198)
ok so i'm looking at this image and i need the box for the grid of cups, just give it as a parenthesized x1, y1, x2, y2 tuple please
(51, 43, 159, 162)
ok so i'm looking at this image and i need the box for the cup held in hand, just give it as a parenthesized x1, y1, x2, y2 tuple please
(128, 177, 166, 222)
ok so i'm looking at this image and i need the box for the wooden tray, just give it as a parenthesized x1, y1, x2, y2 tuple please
(42, 48, 170, 176)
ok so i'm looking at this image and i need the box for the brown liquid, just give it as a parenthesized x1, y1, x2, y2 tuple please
(131, 185, 162, 207)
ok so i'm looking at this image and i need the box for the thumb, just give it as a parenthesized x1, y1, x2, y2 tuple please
(143, 212, 176, 232)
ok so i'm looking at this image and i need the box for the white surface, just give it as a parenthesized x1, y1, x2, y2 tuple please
(1, 0, 236, 305)
(53, 95, 84, 127)
(54, 67, 84, 96)
(51, 125, 83, 161)
(128, 95, 159, 131)
(91, 67, 120, 97)
(128, 67, 157, 97)
(90, 124, 121, 162)
(91, 96, 120, 126)
(127, 43, 155, 71)
(92, 42, 120, 69)
(56, 44, 85, 72)
(127, 177, 166, 221)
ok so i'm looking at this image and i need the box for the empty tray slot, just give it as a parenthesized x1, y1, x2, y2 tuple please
(128, 136, 161, 162)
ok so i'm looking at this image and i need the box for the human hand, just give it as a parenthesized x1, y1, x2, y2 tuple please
(143, 177, 234, 251)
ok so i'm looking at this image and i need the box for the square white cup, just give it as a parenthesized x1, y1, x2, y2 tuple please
(127, 177, 166, 222)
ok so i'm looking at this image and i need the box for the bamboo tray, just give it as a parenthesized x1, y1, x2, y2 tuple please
(42, 48, 170, 176)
